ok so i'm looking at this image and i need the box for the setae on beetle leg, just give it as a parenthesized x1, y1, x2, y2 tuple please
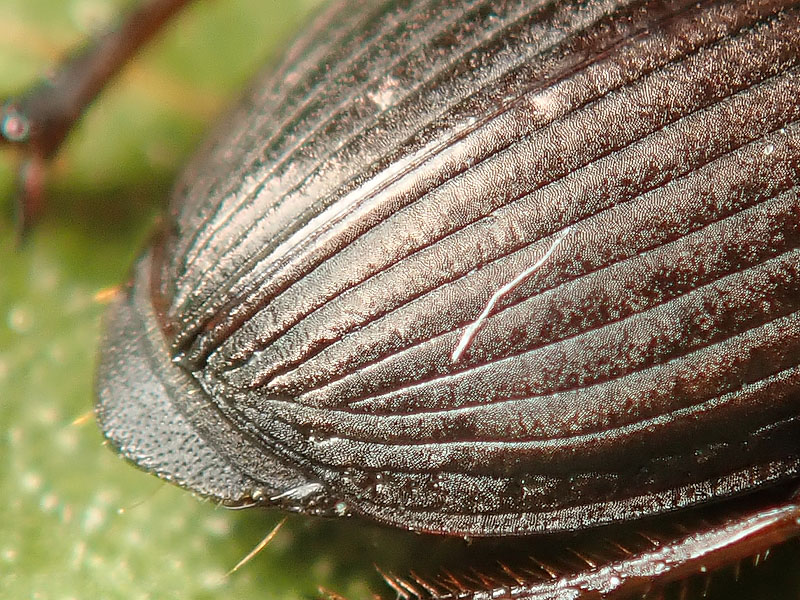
(394, 489, 800, 599)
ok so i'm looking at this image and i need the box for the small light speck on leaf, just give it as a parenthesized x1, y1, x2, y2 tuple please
(47, 341, 67, 365)
(7, 305, 34, 333)
(21, 471, 43, 493)
(2, 548, 18, 563)
(40, 492, 60, 513)
(82, 505, 106, 534)
(203, 515, 231, 537)
(69, 0, 115, 34)
(201, 569, 227, 590)
(55, 427, 80, 453)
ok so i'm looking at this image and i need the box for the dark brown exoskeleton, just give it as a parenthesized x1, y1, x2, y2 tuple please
(4, 1, 800, 598)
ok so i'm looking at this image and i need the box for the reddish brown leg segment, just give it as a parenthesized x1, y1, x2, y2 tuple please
(1, 0, 195, 232)
(414, 500, 800, 600)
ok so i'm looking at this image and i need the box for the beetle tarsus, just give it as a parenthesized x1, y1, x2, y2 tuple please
(13, 156, 46, 242)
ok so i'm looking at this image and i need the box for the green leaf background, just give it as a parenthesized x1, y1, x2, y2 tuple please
(3, 2, 800, 600)
(0, 2, 438, 598)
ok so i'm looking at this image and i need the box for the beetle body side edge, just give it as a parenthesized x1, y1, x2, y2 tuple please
(95, 0, 800, 556)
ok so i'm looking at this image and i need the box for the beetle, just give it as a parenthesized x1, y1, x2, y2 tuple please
(3, 0, 800, 598)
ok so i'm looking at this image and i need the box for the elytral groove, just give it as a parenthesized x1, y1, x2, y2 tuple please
(255, 356, 800, 454)
(224, 116, 800, 398)
(173, 0, 712, 356)
(213, 104, 799, 390)
(289, 244, 800, 411)
(175, 0, 477, 280)
(195, 3, 800, 376)
(96, 0, 800, 563)
(170, 0, 550, 317)
(166, 0, 696, 358)
(288, 253, 800, 418)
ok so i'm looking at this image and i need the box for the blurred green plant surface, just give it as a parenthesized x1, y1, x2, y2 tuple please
(5, 2, 800, 600)
(0, 1, 417, 599)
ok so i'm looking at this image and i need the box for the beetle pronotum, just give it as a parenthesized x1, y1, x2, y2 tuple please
(3, 0, 800, 598)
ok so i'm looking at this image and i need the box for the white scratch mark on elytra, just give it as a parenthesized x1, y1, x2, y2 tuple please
(451, 225, 573, 363)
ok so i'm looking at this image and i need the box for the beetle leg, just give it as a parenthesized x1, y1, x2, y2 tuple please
(413, 500, 800, 599)
(0, 0, 195, 231)
(11, 156, 45, 242)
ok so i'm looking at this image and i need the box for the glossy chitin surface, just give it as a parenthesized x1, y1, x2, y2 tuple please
(97, 0, 800, 536)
